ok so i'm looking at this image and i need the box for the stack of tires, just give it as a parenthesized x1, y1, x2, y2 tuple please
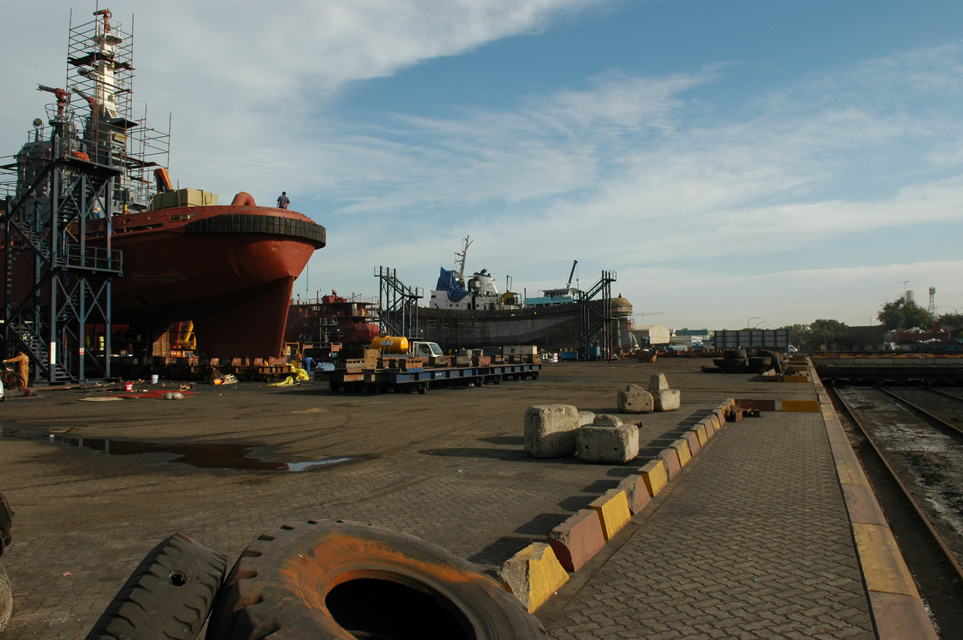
(714, 348, 749, 373)
(86, 520, 547, 639)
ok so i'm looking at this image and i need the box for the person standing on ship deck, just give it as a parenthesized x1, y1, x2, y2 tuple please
(277, 192, 290, 209)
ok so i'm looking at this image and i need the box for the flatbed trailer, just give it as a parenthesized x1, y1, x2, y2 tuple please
(329, 363, 541, 393)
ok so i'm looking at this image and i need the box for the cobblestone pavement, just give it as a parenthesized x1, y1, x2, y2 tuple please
(0, 360, 869, 639)
(540, 412, 874, 640)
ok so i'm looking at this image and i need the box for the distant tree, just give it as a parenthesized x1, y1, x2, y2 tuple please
(778, 324, 811, 349)
(938, 312, 963, 332)
(809, 319, 849, 350)
(878, 299, 934, 331)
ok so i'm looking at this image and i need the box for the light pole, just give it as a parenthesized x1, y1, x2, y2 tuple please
(747, 316, 759, 329)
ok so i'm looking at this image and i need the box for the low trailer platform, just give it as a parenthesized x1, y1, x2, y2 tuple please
(329, 363, 541, 393)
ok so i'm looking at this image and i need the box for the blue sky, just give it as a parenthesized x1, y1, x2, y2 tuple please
(2, 1, 962, 330)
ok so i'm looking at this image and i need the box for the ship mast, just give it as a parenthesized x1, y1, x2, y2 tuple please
(455, 236, 472, 283)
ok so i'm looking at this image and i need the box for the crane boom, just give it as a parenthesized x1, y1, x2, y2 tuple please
(566, 260, 578, 289)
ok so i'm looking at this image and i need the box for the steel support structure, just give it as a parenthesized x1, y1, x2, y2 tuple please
(578, 270, 617, 357)
(3, 121, 122, 383)
(375, 266, 422, 339)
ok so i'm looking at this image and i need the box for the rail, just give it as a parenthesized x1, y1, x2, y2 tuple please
(829, 386, 963, 630)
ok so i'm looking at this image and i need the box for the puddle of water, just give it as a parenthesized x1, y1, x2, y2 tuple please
(11, 430, 354, 472)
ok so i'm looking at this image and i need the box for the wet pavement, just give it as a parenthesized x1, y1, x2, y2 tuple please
(0, 359, 902, 638)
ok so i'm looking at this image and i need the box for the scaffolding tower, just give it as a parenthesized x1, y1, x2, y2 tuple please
(375, 267, 422, 338)
(0, 9, 166, 382)
(578, 270, 618, 356)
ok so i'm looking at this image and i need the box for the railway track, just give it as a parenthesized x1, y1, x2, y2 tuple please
(829, 385, 963, 636)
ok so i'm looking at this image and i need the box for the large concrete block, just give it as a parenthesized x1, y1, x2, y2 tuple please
(524, 404, 580, 458)
(617, 384, 654, 413)
(578, 410, 596, 426)
(648, 373, 670, 390)
(653, 388, 681, 412)
(548, 509, 606, 572)
(592, 414, 623, 428)
(576, 423, 639, 464)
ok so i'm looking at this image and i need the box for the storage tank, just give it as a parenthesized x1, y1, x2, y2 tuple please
(372, 336, 408, 354)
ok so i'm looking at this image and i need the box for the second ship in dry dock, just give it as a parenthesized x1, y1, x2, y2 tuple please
(416, 237, 635, 353)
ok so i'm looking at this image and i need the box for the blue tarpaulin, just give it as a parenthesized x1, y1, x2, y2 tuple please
(436, 268, 470, 302)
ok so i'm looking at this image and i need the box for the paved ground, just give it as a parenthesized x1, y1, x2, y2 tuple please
(539, 412, 874, 639)
(0, 359, 876, 638)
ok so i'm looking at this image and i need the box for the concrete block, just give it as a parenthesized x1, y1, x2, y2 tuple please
(499, 542, 569, 613)
(639, 458, 668, 496)
(700, 418, 715, 440)
(693, 423, 709, 446)
(588, 489, 632, 540)
(617, 473, 651, 515)
(548, 509, 606, 572)
(709, 413, 722, 433)
(669, 438, 692, 468)
(592, 414, 623, 427)
(648, 373, 670, 390)
(524, 404, 580, 458)
(714, 407, 727, 429)
(652, 388, 681, 412)
(617, 384, 654, 413)
(577, 423, 639, 464)
(685, 429, 702, 456)
(660, 448, 682, 479)
(578, 410, 596, 426)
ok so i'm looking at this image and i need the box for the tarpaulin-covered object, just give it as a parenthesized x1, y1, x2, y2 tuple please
(436, 268, 470, 302)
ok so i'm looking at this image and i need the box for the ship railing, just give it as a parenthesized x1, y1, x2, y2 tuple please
(292, 294, 381, 307)
(61, 243, 123, 274)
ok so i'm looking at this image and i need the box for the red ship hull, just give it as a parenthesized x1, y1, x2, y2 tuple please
(285, 292, 380, 346)
(99, 203, 325, 358)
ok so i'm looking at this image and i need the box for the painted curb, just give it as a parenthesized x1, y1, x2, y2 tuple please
(588, 489, 631, 541)
(548, 509, 606, 573)
(639, 458, 668, 497)
(499, 542, 569, 613)
(810, 360, 938, 639)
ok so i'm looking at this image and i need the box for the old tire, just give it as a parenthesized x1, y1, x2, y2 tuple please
(0, 492, 12, 556)
(85, 532, 227, 640)
(0, 560, 11, 633)
(207, 519, 547, 640)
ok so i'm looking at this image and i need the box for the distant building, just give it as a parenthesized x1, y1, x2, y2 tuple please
(675, 329, 714, 340)
(633, 324, 670, 346)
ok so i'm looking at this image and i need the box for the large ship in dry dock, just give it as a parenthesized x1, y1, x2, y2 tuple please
(1, 8, 325, 371)
(413, 238, 634, 353)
